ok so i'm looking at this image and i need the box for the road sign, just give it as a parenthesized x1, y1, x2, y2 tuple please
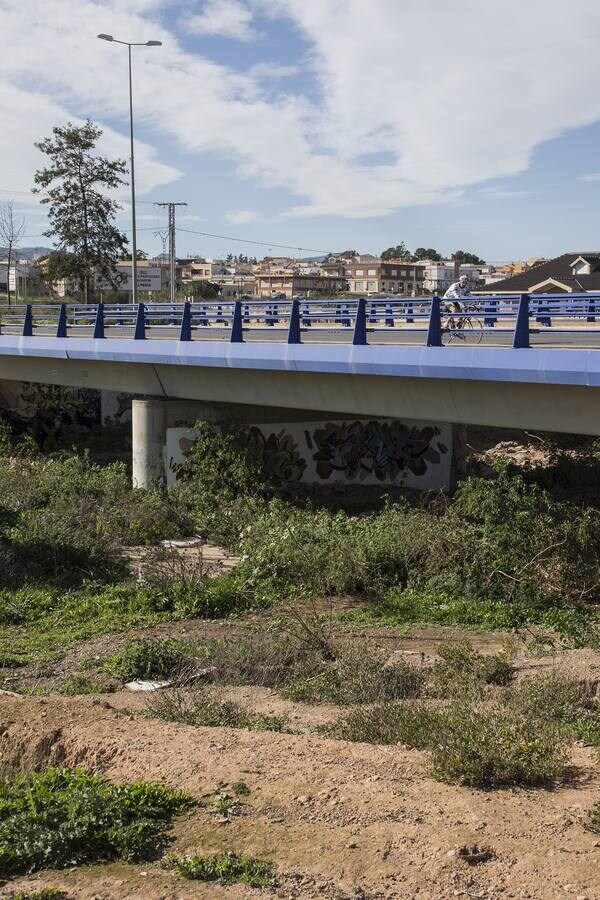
(96, 265, 165, 292)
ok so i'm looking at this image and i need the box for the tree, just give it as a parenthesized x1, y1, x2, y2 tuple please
(0, 201, 26, 305)
(121, 249, 148, 261)
(188, 280, 220, 299)
(33, 120, 128, 303)
(451, 250, 485, 265)
(381, 243, 409, 260)
(412, 247, 442, 262)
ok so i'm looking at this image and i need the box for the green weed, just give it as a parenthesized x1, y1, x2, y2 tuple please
(0, 767, 192, 877)
(170, 851, 274, 888)
(586, 801, 600, 834)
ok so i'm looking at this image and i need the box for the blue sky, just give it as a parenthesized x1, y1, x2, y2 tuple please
(4, 0, 600, 262)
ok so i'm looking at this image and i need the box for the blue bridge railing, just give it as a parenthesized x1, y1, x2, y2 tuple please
(0, 293, 599, 348)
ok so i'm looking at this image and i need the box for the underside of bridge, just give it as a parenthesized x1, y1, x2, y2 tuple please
(0, 338, 598, 486)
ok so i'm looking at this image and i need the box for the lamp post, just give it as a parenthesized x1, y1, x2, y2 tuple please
(97, 33, 161, 304)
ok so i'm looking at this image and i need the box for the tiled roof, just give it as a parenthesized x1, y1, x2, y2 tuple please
(488, 252, 600, 292)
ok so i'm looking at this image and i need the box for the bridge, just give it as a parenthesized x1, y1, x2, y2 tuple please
(0, 294, 598, 485)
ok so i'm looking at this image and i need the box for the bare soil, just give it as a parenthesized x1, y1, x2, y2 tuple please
(0, 693, 598, 900)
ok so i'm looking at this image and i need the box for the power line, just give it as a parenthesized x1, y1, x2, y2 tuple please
(175, 226, 330, 254)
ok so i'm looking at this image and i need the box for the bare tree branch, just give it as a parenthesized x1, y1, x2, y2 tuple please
(0, 201, 26, 306)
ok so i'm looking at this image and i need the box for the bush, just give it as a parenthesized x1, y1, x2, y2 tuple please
(431, 705, 568, 788)
(175, 421, 271, 547)
(0, 767, 192, 876)
(0, 450, 193, 587)
(324, 702, 443, 748)
(507, 674, 598, 745)
(199, 634, 322, 688)
(171, 851, 274, 888)
(147, 684, 288, 732)
(279, 641, 425, 705)
(430, 640, 514, 694)
(105, 638, 192, 681)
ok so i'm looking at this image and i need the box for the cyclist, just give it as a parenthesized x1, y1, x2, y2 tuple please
(443, 274, 471, 314)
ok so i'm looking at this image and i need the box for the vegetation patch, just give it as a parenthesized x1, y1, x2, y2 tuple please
(170, 851, 275, 888)
(431, 705, 568, 788)
(586, 801, 600, 834)
(147, 684, 289, 733)
(323, 702, 442, 749)
(104, 637, 193, 681)
(279, 641, 424, 705)
(430, 640, 515, 694)
(5, 890, 69, 900)
(0, 767, 192, 877)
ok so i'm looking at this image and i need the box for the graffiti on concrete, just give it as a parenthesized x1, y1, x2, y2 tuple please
(310, 420, 448, 481)
(247, 426, 306, 483)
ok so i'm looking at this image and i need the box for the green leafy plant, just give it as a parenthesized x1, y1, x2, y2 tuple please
(104, 638, 192, 681)
(0, 767, 192, 876)
(170, 852, 274, 888)
(59, 674, 105, 695)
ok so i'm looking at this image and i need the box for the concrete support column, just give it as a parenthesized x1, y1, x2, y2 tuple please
(132, 397, 167, 488)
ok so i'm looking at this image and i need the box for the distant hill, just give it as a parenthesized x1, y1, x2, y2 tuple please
(0, 246, 53, 260)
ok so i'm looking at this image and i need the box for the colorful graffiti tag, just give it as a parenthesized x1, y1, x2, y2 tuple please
(310, 421, 448, 481)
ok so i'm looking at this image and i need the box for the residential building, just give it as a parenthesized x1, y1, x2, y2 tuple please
(346, 257, 425, 295)
(177, 257, 226, 285)
(211, 273, 256, 298)
(479, 252, 600, 294)
(421, 260, 485, 294)
(254, 272, 346, 298)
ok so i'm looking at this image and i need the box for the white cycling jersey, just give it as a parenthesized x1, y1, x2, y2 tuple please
(444, 282, 471, 300)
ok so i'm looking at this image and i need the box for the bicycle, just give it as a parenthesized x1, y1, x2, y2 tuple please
(442, 303, 483, 345)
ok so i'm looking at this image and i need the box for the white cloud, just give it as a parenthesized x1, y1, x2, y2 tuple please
(579, 173, 600, 182)
(226, 209, 259, 224)
(2, 0, 600, 225)
(185, 0, 258, 41)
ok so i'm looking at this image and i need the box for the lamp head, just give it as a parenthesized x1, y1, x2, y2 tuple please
(97, 33, 113, 41)
(146, 40, 162, 46)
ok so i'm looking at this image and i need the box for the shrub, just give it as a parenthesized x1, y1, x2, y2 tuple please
(147, 684, 288, 732)
(324, 702, 443, 748)
(175, 421, 271, 547)
(202, 634, 322, 689)
(171, 851, 274, 888)
(431, 705, 568, 788)
(0, 767, 192, 876)
(431, 640, 515, 694)
(279, 641, 425, 705)
(506, 674, 598, 745)
(104, 638, 192, 681)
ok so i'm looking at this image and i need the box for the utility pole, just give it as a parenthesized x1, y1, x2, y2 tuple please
(155, 202, 187, 302)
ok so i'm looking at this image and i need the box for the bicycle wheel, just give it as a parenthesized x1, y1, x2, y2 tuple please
(462, 316, 483, 345)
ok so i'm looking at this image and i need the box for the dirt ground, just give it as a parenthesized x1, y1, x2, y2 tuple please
(0, 692, 598, 900)
(1, 621, 599, 900)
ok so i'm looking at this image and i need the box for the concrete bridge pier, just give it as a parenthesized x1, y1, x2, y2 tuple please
(132, 397, 167, 489)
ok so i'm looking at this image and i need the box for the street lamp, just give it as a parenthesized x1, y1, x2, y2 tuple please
(97, 33, 161, 304)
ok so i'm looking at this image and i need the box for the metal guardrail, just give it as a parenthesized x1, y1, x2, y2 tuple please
(0, 293, 599, 348)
